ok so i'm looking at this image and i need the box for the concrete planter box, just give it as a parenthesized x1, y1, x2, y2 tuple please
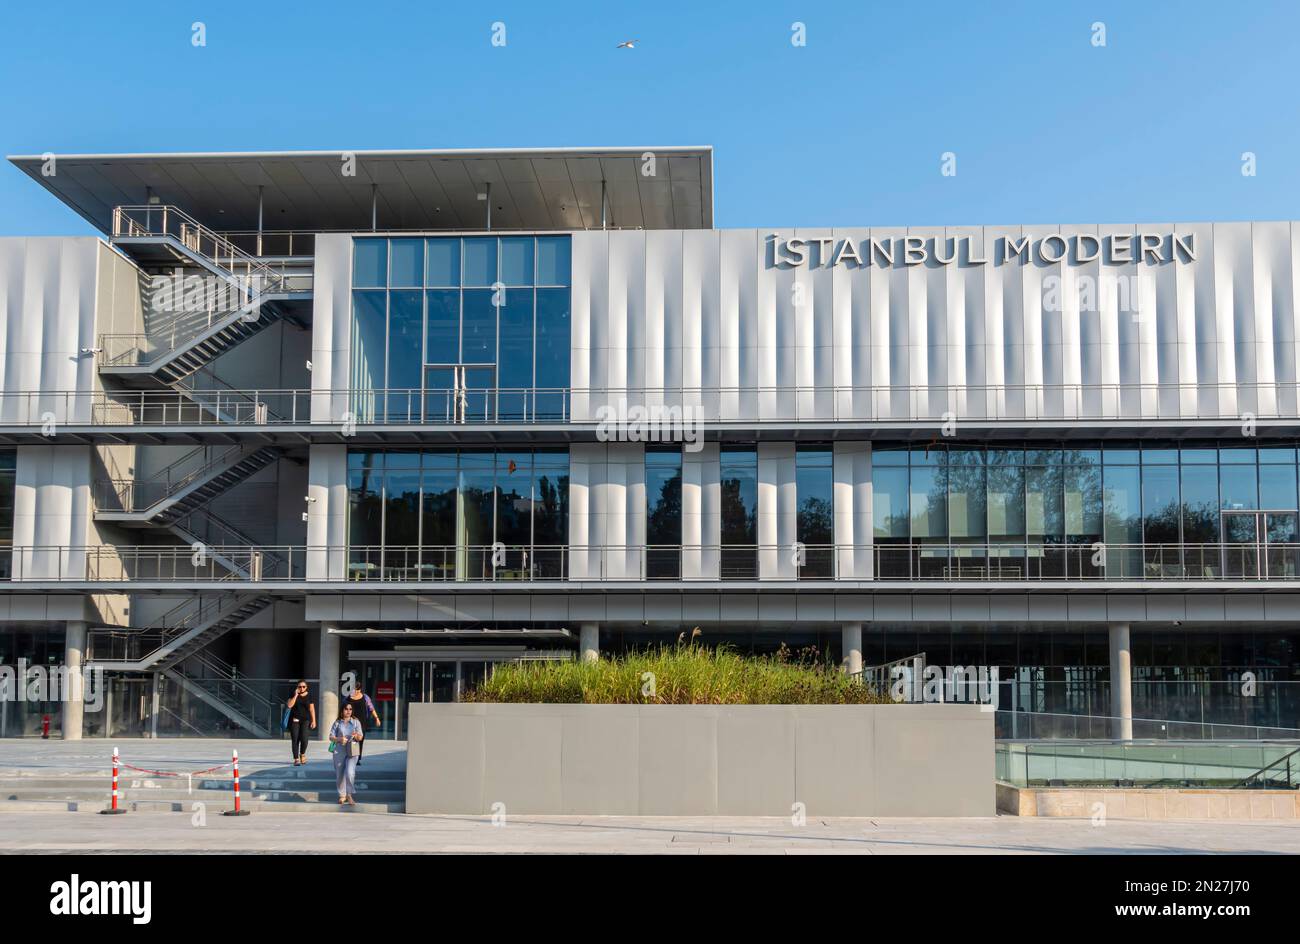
(406, 703, 994, 816)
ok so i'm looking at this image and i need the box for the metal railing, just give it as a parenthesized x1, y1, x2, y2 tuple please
(12, 382, 1300, 431)
(177, 649, 281, 728)
(107, 205, 308, 368)
(13, 542, 1300, 583)
(995, 708, 1300, 742)
(93, 444, 250, 514)
(12, 382, 1300, 428)
(996, 738, 1300, 789)
(112, 205, 297, 293)
(87, 594, 241, 663)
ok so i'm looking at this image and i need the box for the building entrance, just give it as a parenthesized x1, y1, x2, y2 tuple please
(353, 648, 567, 740)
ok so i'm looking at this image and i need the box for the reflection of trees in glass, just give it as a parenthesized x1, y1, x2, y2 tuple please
(533, 474, 568, 544)
(348, 457, 383, 545)
(798, 496, 833, 544)
(882, 449, 1105, 546)
(647, 472, 682, 545)
(720, 477, 757, 544)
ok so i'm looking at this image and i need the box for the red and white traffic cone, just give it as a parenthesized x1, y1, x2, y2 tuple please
(223, 748, 250, 816)
(100, 746, 127, 814)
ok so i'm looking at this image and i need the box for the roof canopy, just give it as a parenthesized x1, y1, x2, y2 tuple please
(8, 146, 713, 234)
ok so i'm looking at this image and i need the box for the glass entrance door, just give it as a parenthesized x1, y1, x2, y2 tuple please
(423, 365, 497, 423)
(1222, 511, 1300, 578)
(396, 661, 457, 739)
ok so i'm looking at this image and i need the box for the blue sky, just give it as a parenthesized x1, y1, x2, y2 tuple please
(2, 0, 1299, 234)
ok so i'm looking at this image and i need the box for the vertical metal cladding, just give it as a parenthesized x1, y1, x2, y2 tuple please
(0, 237, 99, 424)
(572, 224, 1300, 422)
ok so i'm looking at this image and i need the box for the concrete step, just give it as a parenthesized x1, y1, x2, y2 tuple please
(0, 798, 403, 814)
(0, 776, 404, 791)
(2, 788, 405, 804)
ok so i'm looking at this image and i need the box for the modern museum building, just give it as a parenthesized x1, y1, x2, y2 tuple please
(0, 145, 1297, 739)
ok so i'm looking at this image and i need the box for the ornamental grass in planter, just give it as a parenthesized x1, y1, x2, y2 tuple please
(463, 642, 886, 705)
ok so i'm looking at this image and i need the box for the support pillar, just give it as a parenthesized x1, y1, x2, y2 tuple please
(318, 624, 340, 740)
(63, 620, 87, 740)
(580, 623, 599, 663)
(1109, 622, 1133, 741)
(841, 622, 863, 677)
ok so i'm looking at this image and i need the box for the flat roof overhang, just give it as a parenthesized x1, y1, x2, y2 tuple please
(7, 146, 714, 235)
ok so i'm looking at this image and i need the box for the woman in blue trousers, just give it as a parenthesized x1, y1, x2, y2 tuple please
(329, 702, 363, 805)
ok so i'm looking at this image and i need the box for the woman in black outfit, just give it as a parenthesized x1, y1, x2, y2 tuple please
(287, 680, 316, 766)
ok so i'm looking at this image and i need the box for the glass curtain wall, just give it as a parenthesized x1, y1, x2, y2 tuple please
(0, 450, 14, 580)
(646, 446, 683, 579)
(720, 447, 758, 578)
(347, 448, 569, 580)
(796, 446, 834, 577)
(872, 443, 1300, 579)
(351, 235, 571, 423)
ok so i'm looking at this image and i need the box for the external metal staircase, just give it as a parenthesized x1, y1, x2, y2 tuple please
(95, 443, 282, 526)
(87, 593, 275, 673)
(102, 205, 309, 385)
(162, 648, 281, 738)
(165, 508, 284, 579)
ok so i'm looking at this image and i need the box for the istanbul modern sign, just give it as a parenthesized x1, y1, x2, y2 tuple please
(769, 232, 1197, 268)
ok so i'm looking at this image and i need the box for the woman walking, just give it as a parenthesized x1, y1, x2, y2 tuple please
(286, 680, 316, 766)
(342, 685, 381, 765)
(329, 702, 363, 805)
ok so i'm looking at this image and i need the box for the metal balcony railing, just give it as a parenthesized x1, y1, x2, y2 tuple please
(9, 382, 1300, 429)
(107, 205, 310, 370)
(10, 542, 1300, 583)
(111, 205, 298, 294)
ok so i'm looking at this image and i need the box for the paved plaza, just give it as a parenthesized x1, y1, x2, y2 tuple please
(1, 808, 1298, 854)
(0, 739, 1296, 854)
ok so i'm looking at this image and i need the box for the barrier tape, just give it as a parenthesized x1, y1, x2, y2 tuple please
(118, 760, 236, 778)
(104, 748, 252, 817)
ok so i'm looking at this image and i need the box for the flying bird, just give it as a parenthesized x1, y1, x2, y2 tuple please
(616, 39, 638, 49)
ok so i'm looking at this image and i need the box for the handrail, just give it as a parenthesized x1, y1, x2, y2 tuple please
(172, 510, 284, 568)
(15, 382, 1300, 428)
(17, 542, 1300, 583)
(995, 708, 1300, 741)
(87, 593, 265, 664)
(1233, 745, 1300, 787)
(113, 205, 291, 293)
(94, 444, 256, 514)
(107, 205, 303, 368)
(176, 649, 279, 719)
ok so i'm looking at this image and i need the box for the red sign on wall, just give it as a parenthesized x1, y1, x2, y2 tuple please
(376, 681, 395, 703)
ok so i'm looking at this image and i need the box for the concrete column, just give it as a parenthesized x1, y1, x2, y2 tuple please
(579, 623, 599, 663)
(841, 622, 864, 677)
(1109, 623, 1133, 741)
(318, 624, 340, 740)
(63, 621, 87, 740)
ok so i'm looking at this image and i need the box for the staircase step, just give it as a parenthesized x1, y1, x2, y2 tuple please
(0, 798, 404, 814)
(2, 788, 405, 803)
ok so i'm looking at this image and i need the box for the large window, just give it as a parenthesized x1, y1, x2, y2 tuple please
(796, 446, 833, 578)
(0, 450, 14, 580)
(350, 235, 571, 423)
(871, 442, 1300, 579)
(720, 447, 758, 579)
(347, 448, 568, 581)
(646, 447, 683, 579)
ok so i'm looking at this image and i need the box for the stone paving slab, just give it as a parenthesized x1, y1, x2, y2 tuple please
(0, 738, 407, 776)
(0, 810, 1297, 854)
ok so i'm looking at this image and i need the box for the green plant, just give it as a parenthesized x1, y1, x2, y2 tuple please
(464, 642, 886, 705)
